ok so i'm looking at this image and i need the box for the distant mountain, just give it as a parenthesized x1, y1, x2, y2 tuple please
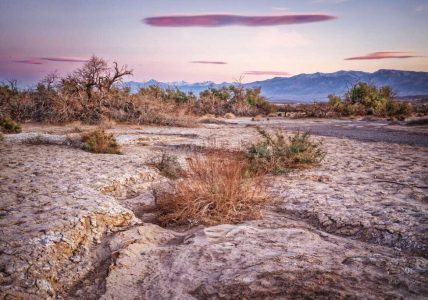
(126, 69, 428, 103)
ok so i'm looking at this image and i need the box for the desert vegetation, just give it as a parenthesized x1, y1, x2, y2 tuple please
(0, 56, 275, 128)
(276, 82, 415, 120)
(149, 152, 186, 179)
(247, 127, 325, 174)
(0, 117, 22, 133)
(154, 149, 267, 226)
(81, 129, 121, 154)
(153, 129, 324, 226)
(328, 82, 412, 119)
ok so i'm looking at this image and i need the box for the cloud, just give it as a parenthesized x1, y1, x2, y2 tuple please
(191, 61, 227, 65)
(13, 59, 44, 65)
(243, 71, 289, 76)
(345, 52, 420, 60)
(40, 56, 89, 62)
(13, 56, 89, 65)
(143, 14, 336, 27)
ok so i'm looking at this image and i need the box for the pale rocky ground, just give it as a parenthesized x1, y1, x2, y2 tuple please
(0, 118, 427, 299)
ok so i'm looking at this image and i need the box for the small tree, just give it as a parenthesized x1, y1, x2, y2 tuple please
(67, 55, 133, 99)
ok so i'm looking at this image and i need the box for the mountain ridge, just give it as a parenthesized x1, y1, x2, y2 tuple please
(126, 69, 428, 102)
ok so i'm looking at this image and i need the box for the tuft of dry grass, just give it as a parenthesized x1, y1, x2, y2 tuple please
(154, 149, 267, 226)
(81, 129, 121, 154)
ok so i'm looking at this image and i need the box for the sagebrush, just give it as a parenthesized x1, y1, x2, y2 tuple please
(81, 129, 121, 154)
(154, 149, 267, 226)
(247, 127, 325, 174)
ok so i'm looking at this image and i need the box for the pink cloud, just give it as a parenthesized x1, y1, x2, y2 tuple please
(144, 14, 336, 27)
(13, 59, 44, 65)
(345, 52, 419, 60)
(40, 56, 89, 62)
(243, 71, 289, 76)
(191, 61, 227, 65)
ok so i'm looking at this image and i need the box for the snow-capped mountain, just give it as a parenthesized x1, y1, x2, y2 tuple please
(126, 69, 428, 102)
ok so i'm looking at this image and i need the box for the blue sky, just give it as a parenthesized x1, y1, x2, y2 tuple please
(1, 0, 427, 84)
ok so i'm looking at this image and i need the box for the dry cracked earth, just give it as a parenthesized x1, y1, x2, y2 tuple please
(0, 118, 427, 299)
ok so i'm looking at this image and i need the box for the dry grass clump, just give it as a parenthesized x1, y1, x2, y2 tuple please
(81, 129, 121, 154)
(155, 149, 267, 226)
(149, 152, 186, 179)
(247, 127, 325, 174)
(0, 118, 22, 134)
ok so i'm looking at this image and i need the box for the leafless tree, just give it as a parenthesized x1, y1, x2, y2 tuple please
(72, 55, 133, 98)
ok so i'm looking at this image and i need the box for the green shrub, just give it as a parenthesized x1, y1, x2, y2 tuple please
(328, 82, 412, 119)
(81, 129, 121, 154)
(0, 118, 22, 133)
(386, 100, 412, 120)
(247, 127, 325, 174)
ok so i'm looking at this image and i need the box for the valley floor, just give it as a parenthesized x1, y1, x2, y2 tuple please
(0, 118, 427, 299)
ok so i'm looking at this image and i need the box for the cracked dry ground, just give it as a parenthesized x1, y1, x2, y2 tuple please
(0, 120, 427, 299)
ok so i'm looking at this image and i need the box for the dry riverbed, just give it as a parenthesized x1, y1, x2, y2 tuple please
(0, 118, 427, 299)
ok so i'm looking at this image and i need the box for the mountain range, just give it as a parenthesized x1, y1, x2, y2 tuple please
(126, 69, 428, 103)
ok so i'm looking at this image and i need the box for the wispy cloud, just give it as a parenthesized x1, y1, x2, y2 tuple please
(13, 59, 44, 65)
(13, 56, 89, 65)
(243, 71, 289, 76)
(190, 61, 227, 65)
(345, 51, 420, 60)
(40, 56, 89, 62)
(144, 14, 336, 27)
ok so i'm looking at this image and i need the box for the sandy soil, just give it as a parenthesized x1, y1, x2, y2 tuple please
(0, 118, 427, 299)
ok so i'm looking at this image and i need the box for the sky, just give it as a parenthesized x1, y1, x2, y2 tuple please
(1, 0, 428, 85)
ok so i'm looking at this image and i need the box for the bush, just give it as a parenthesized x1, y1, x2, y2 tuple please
(81, 129, 121, 154)
(247, 127, 325, 174)
(150, 152, 186, 179)
(328, 82, 413, 119)
(386, 100, 412, 120)
(154, 149, 267, 226)
(0, 118, 22, 134)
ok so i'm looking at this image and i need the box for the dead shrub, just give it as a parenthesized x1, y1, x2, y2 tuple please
(154, 149, 267, 226)
(149, 152, 186, 179)
(81, 129, 121, 154)
(247, 127, 325, 174)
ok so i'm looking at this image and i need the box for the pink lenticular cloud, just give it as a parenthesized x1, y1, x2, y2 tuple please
(14, 59, 44, 65)
(345, 52, 419, 60)
(144, 14, 336, 27)
(244, 71, 289, 76)
(40, 56, 89, 62)
(191, 61, 227, 65)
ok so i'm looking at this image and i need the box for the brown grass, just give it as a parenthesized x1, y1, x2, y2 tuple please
(154, 149, 267, 226)
(81, 129, 121, 154)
